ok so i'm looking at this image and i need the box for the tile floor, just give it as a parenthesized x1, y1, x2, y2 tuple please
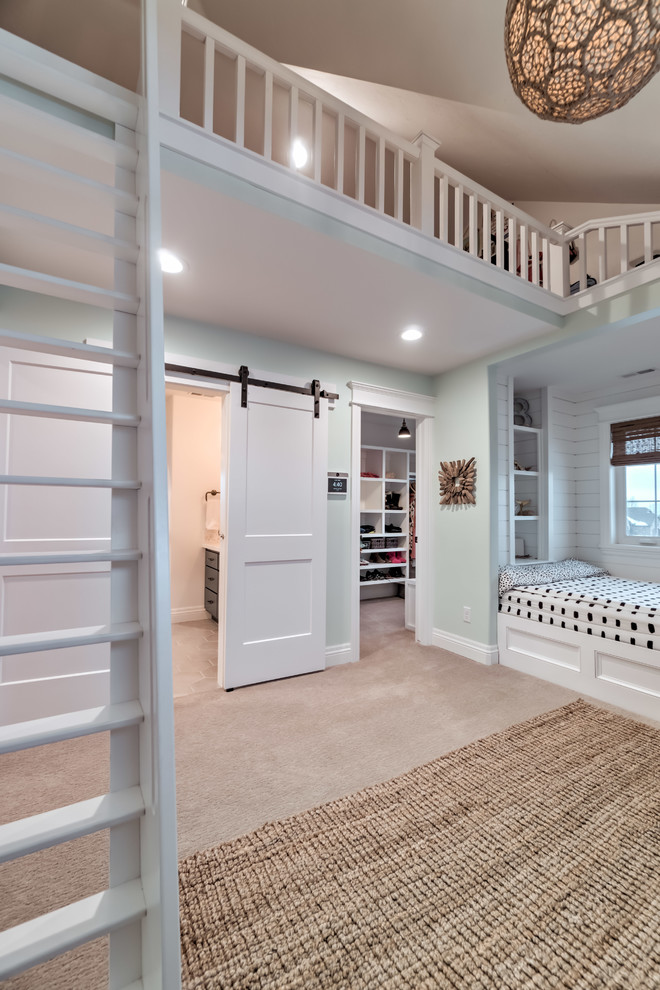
(171, 618, 220, 698)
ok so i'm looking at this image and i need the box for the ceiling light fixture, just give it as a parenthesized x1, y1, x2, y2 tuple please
(291, 139, 309, 169)
(158, 249, 184, 274)
(504, 0, 660, 123)
(401, 326, 423, 341)
(398, 419, 411, 439)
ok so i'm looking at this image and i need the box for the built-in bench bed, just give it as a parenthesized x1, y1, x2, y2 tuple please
(497, 559, 660, 721)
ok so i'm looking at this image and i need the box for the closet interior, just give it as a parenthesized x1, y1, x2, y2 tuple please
(360, 411, 417, 631)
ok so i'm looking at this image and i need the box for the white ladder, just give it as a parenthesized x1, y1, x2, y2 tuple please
(0, 22, 180, 990)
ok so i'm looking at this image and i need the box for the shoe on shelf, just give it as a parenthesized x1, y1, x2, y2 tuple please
(385, 491, 401, 510)
(360, 557, 370, 566)
(389, 567, 403, 578)
(385, 523, 402, 533)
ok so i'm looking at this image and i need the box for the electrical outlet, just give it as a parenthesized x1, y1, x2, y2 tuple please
(463, 606, 471, 623)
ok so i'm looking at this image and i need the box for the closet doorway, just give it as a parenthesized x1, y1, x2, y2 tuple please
(165, 382, 224, 699)
(359, 412, 417, 640)
(349, 381, 434, 661)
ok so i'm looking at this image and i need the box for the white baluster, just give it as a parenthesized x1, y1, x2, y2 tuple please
(644, 220, 652, 264)
(597, 226, 607, 284)
(468, 194, 478, 255)
(203, 36, 214, 132)
(438, 174, 448, 243)
(620, 223, 629, 274)
(289, 85, 298, 169)
(235, 55, 246, 147)
(577, 232, 587, 290)
(454, 183, 464, 250)
(313, 99, 322, 183)
(376, 137, 385, 214)
(508, 217, 517, 273)
(357, 125, 366, 203)
(530, 230, 539, 285)
(336, 112, 344, 194)
(495, 209, 504, 268)
(263, 71, 273, 161)
(519, 223, 527, 279)
(395, 149, 404, 222)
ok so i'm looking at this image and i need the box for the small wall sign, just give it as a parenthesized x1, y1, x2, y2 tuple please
(328, 472, 348, 494)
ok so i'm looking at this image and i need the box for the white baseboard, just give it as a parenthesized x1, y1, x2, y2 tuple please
(325, 643, 355, 667)
(171, 606, 209, 624)
(432, 628, 499, 666)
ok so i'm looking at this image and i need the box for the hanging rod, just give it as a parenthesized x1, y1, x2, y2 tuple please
(165, 363, 339, 418)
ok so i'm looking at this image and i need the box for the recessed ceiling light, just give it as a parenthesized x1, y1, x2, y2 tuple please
(158, 249, 184, 274)
(291, 139, 309, 170)
(401, 326, 423, 341)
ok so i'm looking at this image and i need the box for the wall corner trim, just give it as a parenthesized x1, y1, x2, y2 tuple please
(325, 643, 355, 667)
(432, 628, 499, 666)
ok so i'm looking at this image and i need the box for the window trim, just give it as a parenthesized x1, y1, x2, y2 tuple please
(597, 396, 660, 554)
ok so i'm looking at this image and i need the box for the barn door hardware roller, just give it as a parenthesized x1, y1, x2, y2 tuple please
(165, 363, 338, 418)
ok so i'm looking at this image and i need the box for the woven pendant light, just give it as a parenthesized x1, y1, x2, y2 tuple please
(504, 0, 660, 123)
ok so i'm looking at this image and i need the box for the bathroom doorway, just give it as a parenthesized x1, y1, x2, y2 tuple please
(165, 383, 223, 698)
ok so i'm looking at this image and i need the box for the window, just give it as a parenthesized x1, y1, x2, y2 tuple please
(609, 414, 660, 546)
(614, 463, 660, 543)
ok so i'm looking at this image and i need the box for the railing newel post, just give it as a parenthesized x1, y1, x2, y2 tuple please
(411, 132, 441, 237)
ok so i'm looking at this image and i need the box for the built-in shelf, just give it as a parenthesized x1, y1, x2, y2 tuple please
(360, 443, 414, 598)
(508, 385, 548, 563)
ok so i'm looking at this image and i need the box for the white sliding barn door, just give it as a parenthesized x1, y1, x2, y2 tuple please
(223, 382, 328, 689)
(0, 347, 112, 724)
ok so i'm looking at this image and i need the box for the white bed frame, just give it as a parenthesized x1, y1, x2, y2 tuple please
(498, 612, 660, 721)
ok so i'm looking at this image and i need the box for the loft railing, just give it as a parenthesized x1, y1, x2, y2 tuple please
(175, 8, 660, 302)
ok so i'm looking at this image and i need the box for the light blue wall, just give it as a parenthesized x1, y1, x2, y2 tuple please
(432, 359, 496, 647)
(165, 316, 435, 648)
(0, 288, 434, 649)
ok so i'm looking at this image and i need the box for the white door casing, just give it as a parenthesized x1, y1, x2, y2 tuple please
(349, 381, 435, 659)
(222, 380, 328, 689)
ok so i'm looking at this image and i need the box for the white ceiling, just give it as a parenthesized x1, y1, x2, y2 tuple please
(160, 171, 555, 376)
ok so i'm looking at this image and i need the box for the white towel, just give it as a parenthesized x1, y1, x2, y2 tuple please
(205, 493, 220, 531)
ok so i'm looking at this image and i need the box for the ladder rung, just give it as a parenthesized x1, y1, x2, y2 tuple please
(0, 879, 146, 981)
(0, 147, 139, 216)
(0, 203, 139, 263)
(0, 700, 144, 754)
(0, 786, 145, 863)
(0, 398, 140, 426)
(0, 550, 141, 566)
(0, 621, 142, 657)
(0, 475, 141, 488)
(0, 328, 139, 367)
(0, 90, 138, 171)
(0, 263, 139, 314)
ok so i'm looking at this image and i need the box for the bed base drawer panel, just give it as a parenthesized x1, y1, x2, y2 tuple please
(595, 650, 660, 699)
(505, 624, 581, 672)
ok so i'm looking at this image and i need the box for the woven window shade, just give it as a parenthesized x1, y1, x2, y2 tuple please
(610, 415, 660, 466)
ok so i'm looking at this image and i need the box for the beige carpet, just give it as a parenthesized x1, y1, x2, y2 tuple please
(179, 699, 660, 990)
(1, 599, 656, 987)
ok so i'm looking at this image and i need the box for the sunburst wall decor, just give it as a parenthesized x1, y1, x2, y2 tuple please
(439, 458, 477, 506)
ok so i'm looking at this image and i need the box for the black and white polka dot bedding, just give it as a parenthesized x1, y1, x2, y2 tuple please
(499, 576, 660, 651)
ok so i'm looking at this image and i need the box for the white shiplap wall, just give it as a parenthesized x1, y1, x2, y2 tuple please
(548, 390, 579, 562)
(571, 376, 660, 581)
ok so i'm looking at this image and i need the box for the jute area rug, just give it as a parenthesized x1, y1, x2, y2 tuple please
(178, 700, 660, 989)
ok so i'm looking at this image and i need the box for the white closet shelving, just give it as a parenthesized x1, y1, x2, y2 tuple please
(360, 445, 414, 587)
